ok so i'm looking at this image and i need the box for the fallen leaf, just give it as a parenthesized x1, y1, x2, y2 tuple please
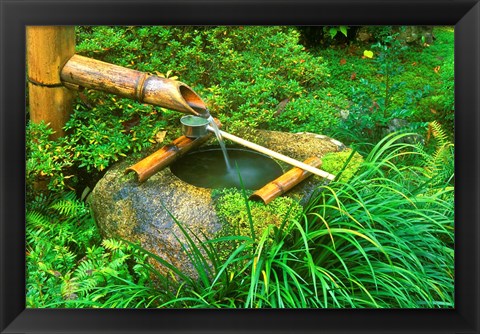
(430, 108, 438, 114)
(155, 131, 167, 143)
(363, 50, 374, 58)
(339, 58, 347, 65)
(350, 72, 357, 80)
(434, 66, 441, 73)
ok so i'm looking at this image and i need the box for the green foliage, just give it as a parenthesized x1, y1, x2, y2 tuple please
(312, 26, 454, 147)
(75, 26, 333, 134)
(294, 133, 454, 307)
(26, 192, 98, 307)
(26, 192, 158, 308)
(321, 149, 364, 182)
(63, 100, 166, 171)
(296, 26, 359, 48)
(325, 26, 349, 39)
(267, 90, 342, 133)
(361, 26, 396, 43)
(26, 122, 77, 192)
(417, 121, 454, 189)
(413, 28, 455, 134)
(26, 99, 170, 193)
(334, 32, 431, 150)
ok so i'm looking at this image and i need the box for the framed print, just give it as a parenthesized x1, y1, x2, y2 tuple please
(1, 0, 479, 333)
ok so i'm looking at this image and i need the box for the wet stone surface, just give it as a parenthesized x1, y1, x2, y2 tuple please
(88, 129, 345, 277)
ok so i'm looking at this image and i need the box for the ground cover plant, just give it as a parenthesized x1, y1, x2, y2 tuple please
(26, 26, 454, 308)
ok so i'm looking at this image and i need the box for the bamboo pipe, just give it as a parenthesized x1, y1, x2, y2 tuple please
(206, 126, 336, 181)
(250, 157, 322, 204)
(27, 26, 76, 139)
(60, 55, 208, 116)
(125, 134, 212, 182)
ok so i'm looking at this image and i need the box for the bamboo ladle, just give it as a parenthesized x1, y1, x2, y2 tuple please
(207, 126, 336, 181)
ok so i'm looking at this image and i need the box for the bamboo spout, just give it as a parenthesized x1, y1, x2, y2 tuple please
(60, 55, 208, 116)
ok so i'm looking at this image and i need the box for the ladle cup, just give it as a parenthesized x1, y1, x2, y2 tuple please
(180, 115, 210, 138)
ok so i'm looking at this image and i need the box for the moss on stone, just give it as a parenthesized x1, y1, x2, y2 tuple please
(321, 149, 364, 182)
(212, 188, 303, 241)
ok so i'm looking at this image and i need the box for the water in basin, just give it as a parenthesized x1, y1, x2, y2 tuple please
(170, 147, 283, 189)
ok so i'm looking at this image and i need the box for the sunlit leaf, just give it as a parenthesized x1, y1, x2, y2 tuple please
(363, 50, 374, 58)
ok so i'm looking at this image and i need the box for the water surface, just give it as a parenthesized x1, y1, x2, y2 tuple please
(170, 148, 283, 189)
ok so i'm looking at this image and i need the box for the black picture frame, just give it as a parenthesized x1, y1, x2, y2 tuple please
(1, 0, 479, 333)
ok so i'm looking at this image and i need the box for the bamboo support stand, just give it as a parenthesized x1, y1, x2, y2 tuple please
(125, 134, 212, 182)
(27, 26, 76, 139)
(126, 119, 221, 182)
(250, 157, 322, 204)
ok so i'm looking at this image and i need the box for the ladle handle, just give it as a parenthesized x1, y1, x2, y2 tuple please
(206, 126, 336, 181)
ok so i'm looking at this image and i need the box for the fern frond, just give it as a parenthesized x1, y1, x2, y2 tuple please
(102, 239, 126, 251)
(75, 276, 102, 294)
(75, 258, 98, 280)
(421, 121, 455, 188)
(106, 255, 130, 271)
(26, 211, 50, 228)
(431, 143, 454, 183)
(429, 121, 449, 147)
(51, 199, 86, 217)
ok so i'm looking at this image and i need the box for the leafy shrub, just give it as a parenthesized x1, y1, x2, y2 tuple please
(26, 192, 158, 308)
(267, 90, 342, 133)
(414, 28, 455, 135)
(75, 26, 333, 133)
(26, 105, 166, 194)
(26, 122, 77, 192)
(334, 33, 431, 151)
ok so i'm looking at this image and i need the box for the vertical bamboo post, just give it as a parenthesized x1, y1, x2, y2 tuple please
(26, 26, 76, 139)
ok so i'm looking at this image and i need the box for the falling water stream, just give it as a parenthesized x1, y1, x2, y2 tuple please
(206, 112, 232, 170)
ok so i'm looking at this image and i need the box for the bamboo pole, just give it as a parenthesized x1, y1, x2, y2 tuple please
(61, 55, 208, 116)
(207, 126, 336, 180)
(126, 119, 220, 182)
(27, 26, 76, 139)
(125, 134, 212, 182)
(250, 157, 322, 204)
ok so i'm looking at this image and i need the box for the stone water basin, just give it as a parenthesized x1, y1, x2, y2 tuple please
(88, 129, 345, 277)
